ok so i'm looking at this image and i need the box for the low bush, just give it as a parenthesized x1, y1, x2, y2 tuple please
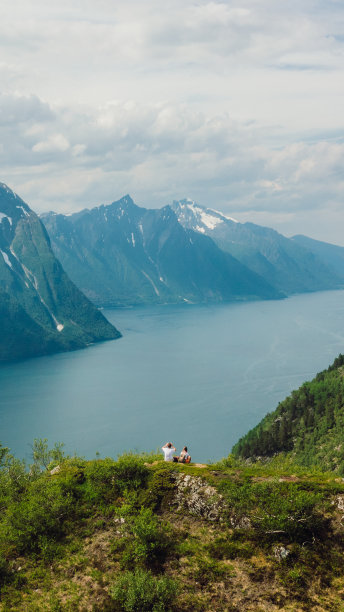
(4, 476, 76, 555)
(83, 458, 117, 504)
(219, 480, 327, 543)
(112, 507, 173, 570)
(110, 568, 178, 612)
(112, 454, 149, 493)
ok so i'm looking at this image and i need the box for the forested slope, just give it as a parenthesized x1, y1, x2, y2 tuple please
(233, 354, 344, 472)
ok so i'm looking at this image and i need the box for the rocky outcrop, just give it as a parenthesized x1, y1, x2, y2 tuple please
(170, 473, 227, 522)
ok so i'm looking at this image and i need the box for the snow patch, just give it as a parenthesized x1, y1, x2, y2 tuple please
(141, 270, 160, 296)
(199, 210, 223, 230)
(0, 213, 13, 226)
(16, 205, 30, 217)
(195, 225, 205, 233)
(221, 211, 238, 223)
(131, 232, 135, 247)
(1, 250, 13, 269)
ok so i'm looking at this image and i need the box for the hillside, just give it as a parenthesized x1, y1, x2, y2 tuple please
(232, 354, 344, 472)
(292, 235, 344, 281)
(1, 444, 344, 611)
(0, 183, 120, 362)
(41, 197, 281, 307)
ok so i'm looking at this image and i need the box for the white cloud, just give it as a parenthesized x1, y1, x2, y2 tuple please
(0, 1, 344, 243)
(32, 133, 70, 153)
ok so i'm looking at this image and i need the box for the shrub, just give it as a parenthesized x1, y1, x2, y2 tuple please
(112, 454, 149, 493)
(113, 507, 173, 569)
(219, 480, 327, 543)
(31, 438, 66, 472)
(83, 458, 117, 504)
(4, 476, 75, 555)
(110, 568, 178, 611)
(139, 466, 175, 511)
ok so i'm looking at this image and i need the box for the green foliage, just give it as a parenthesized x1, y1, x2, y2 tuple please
(219, 480, 327, 543)
(110, 568, 178, 612)
(31, 438, 66, 472)
(112, 507, 173, 570)
(233, 354, 344, 474)
(139, 465, 176, 511)
(112, 453, 150, 493)
(194, 557, 226, 586)
(4, 476, 76, 555)
(83, 458, 117, 504)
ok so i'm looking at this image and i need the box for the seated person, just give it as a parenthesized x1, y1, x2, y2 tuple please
(161, 442, 176, 462)
(178, 446, 191, 463)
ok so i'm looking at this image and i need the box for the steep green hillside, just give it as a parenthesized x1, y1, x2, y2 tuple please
(1, 443, 344, 611)
(233, 354, 344, 472)
(0, 183, 120, 361)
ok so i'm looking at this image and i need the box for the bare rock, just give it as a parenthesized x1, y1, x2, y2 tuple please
(171, 473, 227, 521)
(273, 545, 291, 561)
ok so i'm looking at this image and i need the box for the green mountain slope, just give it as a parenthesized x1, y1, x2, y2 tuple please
(232, 354, 344, 472)
(0, 183, 121, 362)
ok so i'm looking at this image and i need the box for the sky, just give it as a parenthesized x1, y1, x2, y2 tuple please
(1, 0, 344, 244)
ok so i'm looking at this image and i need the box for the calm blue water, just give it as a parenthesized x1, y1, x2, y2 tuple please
(1, 291, 344, 463)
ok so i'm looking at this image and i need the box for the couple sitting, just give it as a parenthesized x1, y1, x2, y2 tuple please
(162, 442, 191, 463)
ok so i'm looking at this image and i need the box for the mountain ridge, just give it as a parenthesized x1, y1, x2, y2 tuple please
(42, 195, 281, 307)
(171, 199, 343, 295)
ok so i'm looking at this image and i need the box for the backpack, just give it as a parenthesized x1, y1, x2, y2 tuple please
(184, 454, 191, 464)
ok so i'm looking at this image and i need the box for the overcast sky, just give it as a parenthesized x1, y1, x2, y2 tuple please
(1, 0, 344, 244)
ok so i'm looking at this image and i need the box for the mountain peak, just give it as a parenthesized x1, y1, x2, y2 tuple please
(171, 199, 238, 234)
(0, 183, 32, 223)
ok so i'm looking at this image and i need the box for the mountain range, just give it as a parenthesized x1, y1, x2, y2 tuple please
(41, 196, 344, 309)
(2, 183, 344, 362)
(0, 183, 120, 362)
(41, 196, 281, 307)
(171, 199, 343, 295)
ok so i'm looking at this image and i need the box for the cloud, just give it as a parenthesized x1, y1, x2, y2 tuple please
(1, 92, 343, 243)
(0, 1, 344, 243)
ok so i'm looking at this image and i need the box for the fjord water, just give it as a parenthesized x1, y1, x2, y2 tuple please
(1, 290, 344, 463)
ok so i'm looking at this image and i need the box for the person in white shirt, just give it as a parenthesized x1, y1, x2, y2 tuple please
(161, 442, 176, 462)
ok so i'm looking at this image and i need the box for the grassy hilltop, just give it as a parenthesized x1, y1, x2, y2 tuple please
(1, 440, 344, 610)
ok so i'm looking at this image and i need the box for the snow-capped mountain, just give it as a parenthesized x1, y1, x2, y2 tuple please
(0, 183, 120, 361)
(171, 198, 238, 235)
(171, 199, 342, 295)
(42, 196, 281, 307)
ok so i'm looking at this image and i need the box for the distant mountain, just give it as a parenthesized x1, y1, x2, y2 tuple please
(42, 196, 281, 307)
(171, 199, 342, 295)
(232, 354, 344, 473)
(292, 234, 344, 280)
(0, 183, 120, 362)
